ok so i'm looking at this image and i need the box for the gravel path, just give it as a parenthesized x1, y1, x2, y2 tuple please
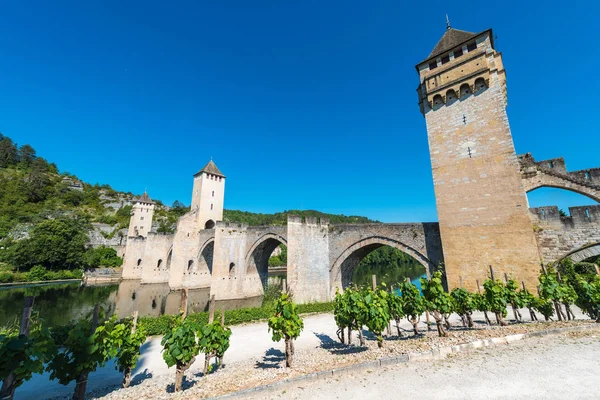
(15, 308, 595, 400)
(245, 330, 600, 400)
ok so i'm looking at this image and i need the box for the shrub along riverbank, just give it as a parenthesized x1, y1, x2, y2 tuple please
(0, 266, 82, 283)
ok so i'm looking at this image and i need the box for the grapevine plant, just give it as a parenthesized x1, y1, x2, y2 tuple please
(398, 280, 425, 335)
(161, 316, 201, 392)
(421, 271, 452, 337)
(0, 320, 55, 400)
(198, 320, 232, 374)
(267, 293, 304, 367)
(483, 279, 509, 326)
(450, 288, 475, 328)
(362, 287, 390, 348)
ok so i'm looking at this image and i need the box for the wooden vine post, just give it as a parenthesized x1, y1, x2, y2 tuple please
(204, 295, 216, 375)
(0, 296, 35, 400)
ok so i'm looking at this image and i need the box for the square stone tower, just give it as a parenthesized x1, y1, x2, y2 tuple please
(127, 192, 155, 237)
(416, 26, 541, 290)
(191, 160, 225, 229)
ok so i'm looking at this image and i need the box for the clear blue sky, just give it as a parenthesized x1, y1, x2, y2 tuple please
(1, 1, 598, 222)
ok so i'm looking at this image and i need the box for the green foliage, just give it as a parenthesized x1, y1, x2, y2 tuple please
(362, 286, 391, 347)
(450, 288, 475, 315)
(47, 312, 109, 386)
(268, 245, 287, 267)
(397, 280, 425, 334)
(197, 321, 231, 362)
(533, 296, 555, 320)
(352, 246, 426, 289)
(0, 318, 56, 391)
(421, 271, 452, 336)
(483, 279, 508, 316)
(4, 216, 90, 271)
(268, 293, 304, 342)
(95, 317, 146, 375)
(505, 280, 524, 308)
(223, 209, 378, 226)
(83, 246, 123, 268)
(333, 288, 353, 338)
(161, 316, 200, 369)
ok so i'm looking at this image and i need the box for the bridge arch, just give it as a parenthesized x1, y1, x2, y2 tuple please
(194, 238, 214, 275)
(330, 236, 435, 291)
(557, 242, 600, 264)
(524, 182, 600, 203)
(245, 233, 288, 289)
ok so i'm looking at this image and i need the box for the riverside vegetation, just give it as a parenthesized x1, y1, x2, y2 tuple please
(1, 260, 600, 398)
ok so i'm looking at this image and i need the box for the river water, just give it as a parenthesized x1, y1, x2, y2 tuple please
(0, 269, 427, 328)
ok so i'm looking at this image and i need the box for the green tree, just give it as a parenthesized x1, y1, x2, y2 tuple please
(0, 137, 18, 168)
(17, 145, 36, 169)
(267, 293, 304, 367)
(7, 217, 90, 270)
(83, 246, 123, 268)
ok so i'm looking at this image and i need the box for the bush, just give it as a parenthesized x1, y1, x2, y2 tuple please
(28, 266, 48, 282)
(0, 272, 14, 283)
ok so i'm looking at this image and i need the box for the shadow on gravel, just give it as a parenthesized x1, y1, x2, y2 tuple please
(131, 368, 153, 386)
(166, 376, 198, 392)
(313, 332, 367, 355)
(255, 348, 285, 369)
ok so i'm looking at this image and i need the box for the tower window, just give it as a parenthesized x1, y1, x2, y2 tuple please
(441, 54, 450, 64)
(467, 42, 477, 52)
(429, 61, 437, 70)
(212, 191, 214, 197)
(157, 259, 163, 269)
(137, 259, 142, 266)
(211, 204, 213, 210)
(140, 217, 144, 220)
(453, 48, 463, 58)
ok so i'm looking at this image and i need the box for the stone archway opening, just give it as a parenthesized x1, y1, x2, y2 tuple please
(246, 235, 287, 294)
(526, 187, 598, 215)
(204, 220, 216, 229)
(196, 240, 214, 274)
(341, 244, 428, 290)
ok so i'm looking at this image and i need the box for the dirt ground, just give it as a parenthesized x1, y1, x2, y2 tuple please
(243, 330, 600, 400)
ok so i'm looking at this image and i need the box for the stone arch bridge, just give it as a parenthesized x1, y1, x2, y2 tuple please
(123, 215, 443, 304)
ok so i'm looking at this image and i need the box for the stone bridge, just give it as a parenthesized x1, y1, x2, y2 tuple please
(530, 205, 600, 265)
(519, 153, 600, 202)
(123, 215, 443, 304)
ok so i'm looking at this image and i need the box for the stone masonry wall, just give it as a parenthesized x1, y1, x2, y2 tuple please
(531, 205, 600, 262)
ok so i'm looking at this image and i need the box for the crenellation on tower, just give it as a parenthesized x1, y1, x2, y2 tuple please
(127, 192, 155, 238)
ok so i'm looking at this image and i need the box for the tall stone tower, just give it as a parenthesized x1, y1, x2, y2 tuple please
(190, 160, 225, 229)
(416, 26, 541, 290)
(127, 192, 155, 237)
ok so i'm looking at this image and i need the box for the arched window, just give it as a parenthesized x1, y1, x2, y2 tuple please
(446, 89, 457, 103)
(432, 94, 444, 109)
(229, 262, 236, 275)
(474, 77, 487, 92)
(205, 219, 215, 229)
(460, 83, 471, 98)
(187, 260, 194, 272)
(157, 259, 163, 269)
(137, 259, 142, 266)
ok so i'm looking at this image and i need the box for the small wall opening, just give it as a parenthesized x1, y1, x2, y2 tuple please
(187, 260, 194, 272)
(205, 220, 215, 229)
(229, 262, 236, 276)
(474, 77, 487, 93)
(157, 259, 163, 269)
(446, 89, 457, 104)
(137, 259, 142, 266)
(460, 83, 471, 98)
(432, 94, 444, 110)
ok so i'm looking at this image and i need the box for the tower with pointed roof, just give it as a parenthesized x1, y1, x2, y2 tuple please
(416, 24, 541, 290)
(127, 192, 155, 238)
(191, 160, 225, 229)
